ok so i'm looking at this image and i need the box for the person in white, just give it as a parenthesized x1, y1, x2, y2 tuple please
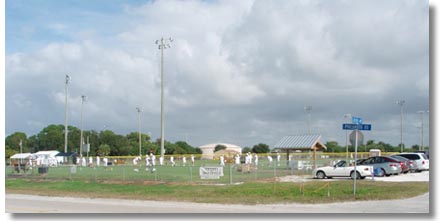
(267, 155, 273, 167)
(76, 157, 80, 165)
(145, 155, 151, 171)
(150, 153, 156, 167)
(159, 156, 164, 166)
(89, 156, 93, 167)
(245, 153, 250, 165)
(133, 156, 139, 166)
(182, 156, 187, 166)
(220, 155, 225, 167)
(277, 153, 281, 166)
(235, 154, 240, 165)
(248, 152, 253, 165)
(191, 154, 195, 166)
(254, 153, 259, 167)
(81, 157, 86, 167)
(103, 157, 108, 167)
(170, 156, 175, 167)
(96, 156, 100, 167)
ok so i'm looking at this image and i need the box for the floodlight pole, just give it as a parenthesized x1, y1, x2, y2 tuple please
(417, 110, 428, 151)
(64, 75, 71, 154)
(156, 37, 173, 159)
(397, 100, 405, 152)
(80, 95, 87, 157)
(304, 106, 312, 134)
(136, 107, 142, 156)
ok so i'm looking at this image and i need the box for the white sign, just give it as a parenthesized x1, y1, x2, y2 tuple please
(199, 167, 224, 179)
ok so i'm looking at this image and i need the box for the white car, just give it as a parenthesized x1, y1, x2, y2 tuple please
(312, 160, 372, 179)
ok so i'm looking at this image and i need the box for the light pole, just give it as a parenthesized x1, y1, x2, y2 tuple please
(304, 105, 312, 134)
(64, 75, 71, 154)
(417, 110, 429, 151)
(344, 113, 352, 160)
(136, 107, 142, 156)
(396, 100, 405, 152)
(80, 95, 87, 157)
(155, 37, 173, 158)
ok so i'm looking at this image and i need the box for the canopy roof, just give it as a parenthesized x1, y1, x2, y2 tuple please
(273, 135, 327, 151)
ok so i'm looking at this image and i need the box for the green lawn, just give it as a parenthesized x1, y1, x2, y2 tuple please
(5, 178, 429, 204)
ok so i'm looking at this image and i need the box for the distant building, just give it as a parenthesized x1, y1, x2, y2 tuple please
(199, 143, 242, 159)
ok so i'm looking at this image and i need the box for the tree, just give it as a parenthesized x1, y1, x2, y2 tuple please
(97, 144, 111, 156)
(242, 147, 252, 153)
(252, 143, 270, 153)
(6, 132, 28, 152)
(325, 141, 340, 153)
(214, 144, 227, 152)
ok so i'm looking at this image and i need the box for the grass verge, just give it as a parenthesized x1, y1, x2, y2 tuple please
(5, 178, 429, 205)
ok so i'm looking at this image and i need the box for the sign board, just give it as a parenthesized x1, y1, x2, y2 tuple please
(82, 144, 90, 152)
(350, 131, 364, 146)
(352, 117, 362, 124)
(199, 167, 224, 179)
(342, 123, 372, 131)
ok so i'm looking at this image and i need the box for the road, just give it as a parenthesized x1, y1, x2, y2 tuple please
(6, 192, 429, 213)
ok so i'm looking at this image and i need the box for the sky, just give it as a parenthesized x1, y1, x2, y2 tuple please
(5, 0, 430, 149)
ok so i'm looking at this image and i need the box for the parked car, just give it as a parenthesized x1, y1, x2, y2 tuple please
(312, 160, 372, 179)
(389, 155, 411, 174)
(357, 156, 402, 177)
(393, 153, 429, 172)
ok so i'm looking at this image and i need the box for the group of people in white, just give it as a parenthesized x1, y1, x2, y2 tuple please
(223, 152, 283, 167)
(76, 155, 109, 168)
(70, 152, 286, 171)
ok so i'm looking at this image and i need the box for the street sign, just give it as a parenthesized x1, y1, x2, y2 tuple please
(352, 117, 362, 124)
(342, 123, 371, 131)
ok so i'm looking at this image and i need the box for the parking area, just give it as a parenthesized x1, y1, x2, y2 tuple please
(278, 170, 429, 182)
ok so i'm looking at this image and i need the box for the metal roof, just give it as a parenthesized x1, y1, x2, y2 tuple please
(273, 134, 326, 150)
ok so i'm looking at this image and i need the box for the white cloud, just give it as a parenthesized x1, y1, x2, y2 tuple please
(5, 0, 429, 147)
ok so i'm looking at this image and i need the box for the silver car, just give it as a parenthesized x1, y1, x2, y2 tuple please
(358, 156, 402, 177)
(393, 153, 429, 172)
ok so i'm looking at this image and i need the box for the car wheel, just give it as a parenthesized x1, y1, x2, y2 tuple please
(350, 171, 361, 180)
(316, 171, 326, 179)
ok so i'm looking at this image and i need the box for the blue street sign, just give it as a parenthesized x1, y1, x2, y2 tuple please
(352, 117, 362, 124)
(343, 123, 372, 131)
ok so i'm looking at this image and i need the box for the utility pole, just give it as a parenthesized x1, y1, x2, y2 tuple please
(304, 105, 312, 134)
(80, 95, 87, 157)
(136, 107, 142, 156)
(155, 37, 173, 158)
(397, 100, 405, 152)
(344, 114, 352, 160)
(417, 110, 429, 151)
(64, 75, 71, 154)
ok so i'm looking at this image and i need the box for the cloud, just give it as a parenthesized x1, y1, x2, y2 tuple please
(5, 0, 429, 148)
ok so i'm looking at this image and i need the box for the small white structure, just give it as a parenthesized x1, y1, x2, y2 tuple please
(199, 143, 242, 160)
(369, 149, 381, 157)
(35, 150, 60, 166)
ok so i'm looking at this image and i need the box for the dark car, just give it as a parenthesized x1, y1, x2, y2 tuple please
(389, 155, 410, 174)
(358, 156, 402, 177)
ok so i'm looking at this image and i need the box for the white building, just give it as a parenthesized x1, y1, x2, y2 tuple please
(199, 143, 242, 159)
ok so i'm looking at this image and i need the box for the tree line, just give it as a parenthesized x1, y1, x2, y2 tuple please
(5, 124, 427, 159)
(5, 124, 202, 159)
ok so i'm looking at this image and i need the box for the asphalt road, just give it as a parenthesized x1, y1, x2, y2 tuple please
(6, 192, 429, 213)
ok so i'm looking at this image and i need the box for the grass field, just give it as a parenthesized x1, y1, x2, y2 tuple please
(6, 159, 311, 184)
(5, 178, 429, 204)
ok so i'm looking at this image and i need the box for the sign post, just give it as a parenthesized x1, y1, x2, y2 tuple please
(342, 117, 372, 197)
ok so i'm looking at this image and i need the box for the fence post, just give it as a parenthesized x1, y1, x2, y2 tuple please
(229, 164, 233, 185)
(190, 166, 193, 183)
(123, 167, 125, 182)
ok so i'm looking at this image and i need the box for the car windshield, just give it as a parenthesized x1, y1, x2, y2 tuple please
(335, 160, 346, 167)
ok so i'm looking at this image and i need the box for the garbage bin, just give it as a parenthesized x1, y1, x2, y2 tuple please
(38, 167, 49, 174)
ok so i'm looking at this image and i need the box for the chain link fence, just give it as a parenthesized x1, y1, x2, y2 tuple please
(6, 152, 398, 184)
